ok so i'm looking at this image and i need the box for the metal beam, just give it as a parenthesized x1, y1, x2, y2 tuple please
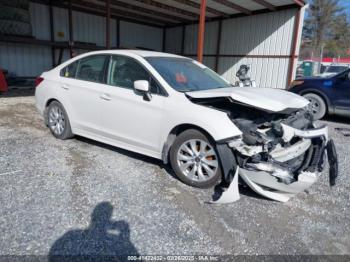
(251, 0, 276, 11)
(57, 47, 64, 65)
(181, 25, 186, 55)
(184, 54, 297, 58)
(166, 4, 300, 28)
(49, 0, 56, 66)
(106, 0, 111, 49)
(102, 0, 191, 22)
(68, 0, 73, 57)
(211, 0, 252, 15)
(162, 28, 166, 52)
(294, 0, 305, 7)
(72, 0, 171, 25)
(116, 19, 120, 48)
(0, 35, 104, 50)
(197, 0, 206, 63)
(131, 0, 199, 19)
(173, 0, 228, 17)
(214, 19, 222, 72)
(288, 7, 302, 85)
(31, 0, 164, 28)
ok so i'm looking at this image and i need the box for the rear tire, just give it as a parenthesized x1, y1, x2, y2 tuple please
(47, 101, 73, 140)
(170, 129, 222, 188)
(303, 93, 327, 120)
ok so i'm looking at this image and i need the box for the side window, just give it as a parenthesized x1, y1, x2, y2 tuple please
(338, 71, 350, 81)
(76, 55, 107, 83)
(108, 55, 161, 94)
(60, 61, 78, 78)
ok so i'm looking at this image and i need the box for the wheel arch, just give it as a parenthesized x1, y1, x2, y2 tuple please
(44, 98, 60, 125)
(46, 98, 60, 107)
(161, 124, 216, 164)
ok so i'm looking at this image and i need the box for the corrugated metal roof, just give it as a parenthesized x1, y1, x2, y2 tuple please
(70, 0, 303, 26)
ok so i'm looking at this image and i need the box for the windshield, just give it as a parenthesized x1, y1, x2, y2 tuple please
(145, 57, 231, 92)
(325, 66, 348, 73)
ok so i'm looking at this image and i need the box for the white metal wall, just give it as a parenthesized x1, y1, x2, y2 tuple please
(0, 3, 52, 76)
(72, 11, 116, 47)
(184, 21, 219, 55)
(120, 21, 163, 51)
(53, 7, 69, 41)
(165, 8, 303, 89)
(1, 2, 303, 80)
(165, 27, 182, 54)
(30, 3, 50, 40)
(0, 2, 162, 76)
(219, 57, 290, 88)
(0, 43, 52, 76)
(218, 9, 297, 88)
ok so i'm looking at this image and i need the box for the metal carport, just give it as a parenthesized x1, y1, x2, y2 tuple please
(0, 0, 306, 88)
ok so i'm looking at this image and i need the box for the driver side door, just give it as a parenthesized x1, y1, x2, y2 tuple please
(98, 55, 167, 158)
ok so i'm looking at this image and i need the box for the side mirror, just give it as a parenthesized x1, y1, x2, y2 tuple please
(134, 80, 150, 92)
(134, 80, 152, 101)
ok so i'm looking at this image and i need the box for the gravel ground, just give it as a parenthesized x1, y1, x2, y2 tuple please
(0, 90, 349, 257)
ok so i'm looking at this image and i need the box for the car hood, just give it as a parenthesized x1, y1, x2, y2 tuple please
(186, 87, 309, 113)
(299, 76, 331, 80)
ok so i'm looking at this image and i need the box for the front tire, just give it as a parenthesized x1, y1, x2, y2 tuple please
(303, 93, 327, 120)
(47, 101, 73, 140)
(170, 129, 222, 188)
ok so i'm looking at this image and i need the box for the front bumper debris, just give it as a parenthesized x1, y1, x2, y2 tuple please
(327, 139, 338, 186)
(212, 125, 338, 203)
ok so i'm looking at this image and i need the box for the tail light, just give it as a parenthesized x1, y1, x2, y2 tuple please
(35, 77, 44, 87)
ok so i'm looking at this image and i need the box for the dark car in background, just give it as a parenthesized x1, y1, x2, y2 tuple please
(289, 69, 350, 120)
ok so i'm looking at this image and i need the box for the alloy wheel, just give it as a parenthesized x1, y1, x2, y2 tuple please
(48, 106, 66, 136)
(176, 139, 219, 182)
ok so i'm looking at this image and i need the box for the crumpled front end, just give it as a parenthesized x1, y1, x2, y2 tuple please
(216, 107, 338, 203)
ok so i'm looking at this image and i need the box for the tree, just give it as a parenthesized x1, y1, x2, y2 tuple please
(303, 0, 346, 57)
(326, 13, 350, 57)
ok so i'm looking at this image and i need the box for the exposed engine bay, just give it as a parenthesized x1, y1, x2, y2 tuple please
(188, 96, 338, 202)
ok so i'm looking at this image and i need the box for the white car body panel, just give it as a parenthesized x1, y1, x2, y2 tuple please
(35, 50, 337, 203)
(186, 87, 309, 112)
(35, 50, 243, 159)
(97, 84, 166, 154)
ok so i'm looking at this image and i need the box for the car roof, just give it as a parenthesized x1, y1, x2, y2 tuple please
(127, 50, 183, 58)
(79, 49, 184, 59)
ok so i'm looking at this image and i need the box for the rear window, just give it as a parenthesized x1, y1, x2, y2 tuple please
(76, 55, 108, 83)
(326, 66, 348, 73)
(60, 61, 78, 78)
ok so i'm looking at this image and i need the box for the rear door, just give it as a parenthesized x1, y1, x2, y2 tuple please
(59, 55, 109, 134)
(98, 55, 167, 156)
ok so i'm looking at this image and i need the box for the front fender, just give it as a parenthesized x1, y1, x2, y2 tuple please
(161, 98, 242, 145)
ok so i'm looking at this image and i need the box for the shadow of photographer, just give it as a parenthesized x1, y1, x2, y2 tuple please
(49, 202, 139, 260)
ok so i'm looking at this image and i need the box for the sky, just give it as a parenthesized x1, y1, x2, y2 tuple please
(339, 0, 350, 14)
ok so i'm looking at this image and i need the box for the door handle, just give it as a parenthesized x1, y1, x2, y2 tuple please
(100, 93, 111, 101)
(61, 84, 69, 90)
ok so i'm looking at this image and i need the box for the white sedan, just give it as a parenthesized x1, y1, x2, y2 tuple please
(35, 50, 338, 202)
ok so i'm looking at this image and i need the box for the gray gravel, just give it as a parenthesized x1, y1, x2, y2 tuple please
(0, 91, 349, 256)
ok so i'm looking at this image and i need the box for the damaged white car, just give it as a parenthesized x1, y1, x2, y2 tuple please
(35, 50, 338, 202)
